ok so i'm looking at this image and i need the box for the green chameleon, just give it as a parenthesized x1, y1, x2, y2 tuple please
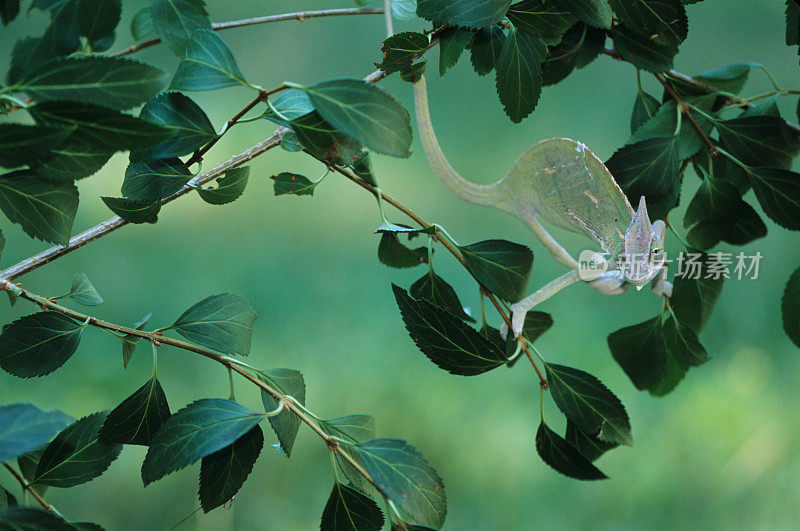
(412, 75, 671, 337)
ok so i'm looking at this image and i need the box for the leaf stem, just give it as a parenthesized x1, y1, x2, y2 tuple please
(655, 73, 719, 157)
(2, 462, 56, 514)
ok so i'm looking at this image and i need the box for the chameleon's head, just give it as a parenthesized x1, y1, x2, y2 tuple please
(621, 196, 666, 288)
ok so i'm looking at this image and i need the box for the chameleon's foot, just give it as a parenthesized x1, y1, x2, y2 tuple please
(510, 303, 527, 338)
(652, 279, 673, 298)
(588, 270, 629, 295)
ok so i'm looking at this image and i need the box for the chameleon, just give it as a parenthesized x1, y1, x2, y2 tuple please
(411, 75, 671, 337)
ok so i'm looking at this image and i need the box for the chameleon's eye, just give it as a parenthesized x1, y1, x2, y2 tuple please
(651, 247, 661, 255)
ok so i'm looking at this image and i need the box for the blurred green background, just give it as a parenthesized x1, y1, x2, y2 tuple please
(2, 1, 800, 529)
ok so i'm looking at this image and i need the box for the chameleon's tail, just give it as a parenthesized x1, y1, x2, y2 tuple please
(412, 75, 499, 207)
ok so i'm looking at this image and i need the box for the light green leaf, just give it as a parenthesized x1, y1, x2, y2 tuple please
(196, 166, 249, 205)
(0, 404, 72, 463)
(694, 62, 757, 94)
(171, 293, 257, 356)
(0, 170, 78, 245)
(67, 273, 103, 306)
(150, 0, 210, 56)
(169, 29, 249, 91)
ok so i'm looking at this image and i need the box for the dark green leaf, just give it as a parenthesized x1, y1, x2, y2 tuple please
(438, 27, 472, 76)
(782, 265, 800, 349)
(630, 89, 660, 133)
(258, 368, 305, 457)
(150, 0, 210, 56)
(694, 62, 755, 94)
(33, 411, 122, 487)
(121, 158, 193, 201)
(141, 398, 263, 485)
(0, 124, 74, 169)
(540, 23, 604, 85)
(171, 293, 257, 356)
(88, 31, 115, 53)
(132, 92, 217, 160)
(0, 0, 20, 25)
(66, 273, 103, 306)
(607, 316, 666, 391)
(717, 115, 800, 170)
(0, 311, 84, 378)
(101, 197, 161, 224)
(562, 0, 612, 28)
(350, 152, 378, 187)
(321, 482, 384, 531)
(29, 137, 113, 182)
(495, 27, 544, 123)
(740, 95, 781, 119)
(354, 438, 446, 529)
(392, 284, 506, 375)
(169, 29, 248, 91)
(320, 415, 376, 445)
(130, 6, 155, 41)
(374, 221, 435, 235)
(271, 172, 316, 197)
(459, 239, 533, 302)
(376, 31, 429, 74)
(507, 0, 577, 38)
(399, 60, 428, 83)
(662, 314, 709, 367)
(545, 363, 632, 446)
(301, 79, 412, 158)
(199, 424, 263, 513)
(0, 404, 72, 462)
(0, 507, 74, 530)
(98, 376, 171, 446)
(744, 166, 800, 230)
(0, 485, 16, 509)
(410, 269, 475, 322)
(18, 56, 168, 110)
(564, 420, 618, 462)
(612, 24, 677, 73)
(786, 0, 799, 46)
(535, 421, 607, 480)
(0, 170, 78, 244)
(670, 250, 724, 333)
(279, 130, 303, 152)
(470, 26, 506, 76)
(121, 313, 151, 369)
(197, 167, 249, 205)
(417, 0, 511, 28)
(608, 0, 687, 47)
(378, 233, 428, 268)
(77, 0, 121, 40)
(520, 311, 553, 343)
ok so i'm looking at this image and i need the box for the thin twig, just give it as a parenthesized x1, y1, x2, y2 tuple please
(2, 462, 53, 512)
(383, 0, 394, 37)
(656, 73, 719, 157)
(113, 8, 385, 57)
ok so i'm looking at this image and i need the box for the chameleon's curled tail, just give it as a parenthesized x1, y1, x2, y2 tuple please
(412, 75, 499, 207)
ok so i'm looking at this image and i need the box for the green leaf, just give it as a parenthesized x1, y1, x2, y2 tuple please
(507, 0, 577, 38)
(417, 0, 511, 28)
(495, 27, 544, 123)
(694, 62, 756, 94)
(0, 507, 74, 530)
(320, 415, 376, 445)
(0, 170, 78, 245)
(470, 26, 506, 76)
(520, 311, 553, 343)
(670, 250, 724, 333)
(101, 197, 161, 224)
(98, 376, 171, 446)
(782, 265, 800, 349)
(544, 363, 632, 446)
(605, 136, 681, 220)
(410, 268, 475, 322)
(392, 284, 507, 375)
(562, 0, 612, 28)
(378, 232, 428, 268)
(0, 0, 20, 25)
(459, 239, 533, 303)
(121, 313, 151, 368)
(320, 482, 384, 531)
(132, 92, 217, 160)
(0, 404, 72, 462)
(536, 421, 607, 480)
(16, 448, 45, 488)
(376, 31, 429, 74)
(612, 24, 677, 73)
(374, 221, 435, 235)
(716, 115, 800, 170)
(350, 152, 378, 187)
(540, 23, 605, 85)
(789, 0, 800, 46)
(271, 172, 317, 197)
(744, 166, 800, 230)
(392, 0, 418, 19)
(630, 89, 660, 133)
(438, 27, 472, 76)
(301, 79, 412, 158)
(606, 316, 666, 391)
(662, 314, 709, 367)
(0, 311, 84, 378)
(33, 411, 122, 487)
(77, 0, 121, 40)
(564, 420, 618, 462)
(18, 56, 168, 110)
(0, 124, 74, 169)
(121, 158, 193, 201)
(258, 368, 305, 457)
(171, 293, 257, 356)
(169, 29, 248, 91)
(150, 0, 210, 56)
(28, 137, 113, 182)
(608, 0, 687, 47)
(197, 166, 249, 205)
(199, 424, 263, 513)
(30, 101, 174, 152)
(64, 273, 103, 306)
(354, 438, 446, 529)
(130, 6, 155, 41)
(0, 485, 16, 509)
(141, 398, 264, 485)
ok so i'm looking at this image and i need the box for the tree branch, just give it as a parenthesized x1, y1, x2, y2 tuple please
(2, 462, 54, 513)
(655, 73, 720, 157)
(113, 8, 385, 57)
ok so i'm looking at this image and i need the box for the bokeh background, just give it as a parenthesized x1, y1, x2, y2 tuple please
(2, 1, 799, 529)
